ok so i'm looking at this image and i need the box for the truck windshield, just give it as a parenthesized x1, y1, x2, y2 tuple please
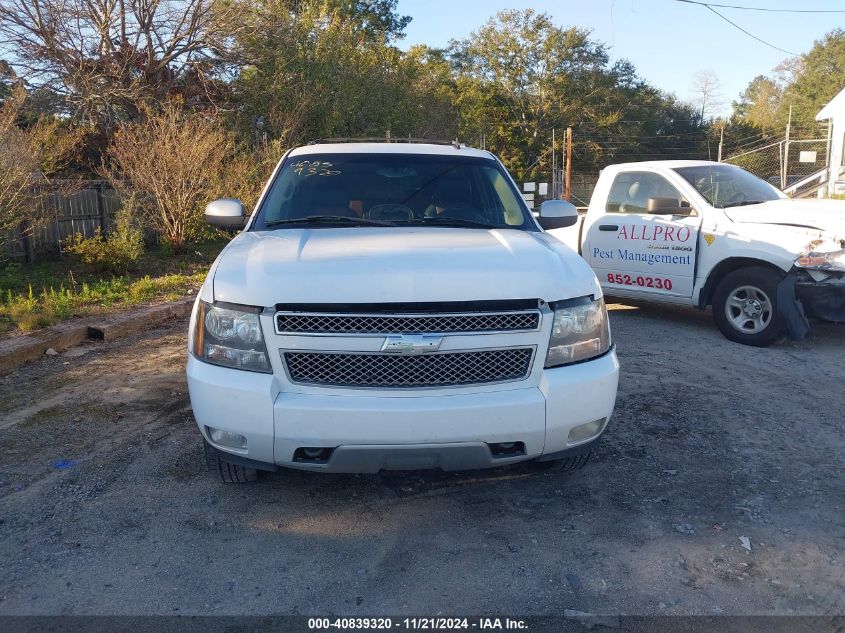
(254, 153, 536, 230)
(673, 165, 783, 209)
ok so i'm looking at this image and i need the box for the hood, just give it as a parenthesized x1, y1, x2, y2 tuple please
(211, 227, 599, 307)
(725, 198, 845, 240)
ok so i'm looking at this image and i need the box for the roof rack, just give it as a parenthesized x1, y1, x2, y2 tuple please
(308, 136, 465, 150)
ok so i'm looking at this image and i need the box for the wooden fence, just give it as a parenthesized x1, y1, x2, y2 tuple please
(2, 181, 122, 262)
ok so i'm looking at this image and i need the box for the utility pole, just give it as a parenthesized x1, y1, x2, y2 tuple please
(565, 127, 573, 202)
(551, 128, 556, 199)
(782, 105, 792, 190)
(717, 125, 724, 162)
(824, 119, 833, 197)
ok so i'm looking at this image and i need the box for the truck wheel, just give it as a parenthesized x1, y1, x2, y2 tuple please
(203, 441, 258, 483)
(712, 267, 785, 347)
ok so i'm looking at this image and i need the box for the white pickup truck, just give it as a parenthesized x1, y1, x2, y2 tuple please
(187, 142, 619, 481)
(548, 160, 845, 346)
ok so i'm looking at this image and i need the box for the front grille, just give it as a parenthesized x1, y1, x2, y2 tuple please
(283, 348, 534, 388)
(275, 311, 540, 334)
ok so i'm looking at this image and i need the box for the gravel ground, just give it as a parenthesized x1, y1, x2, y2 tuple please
(0, 302, 842, 616)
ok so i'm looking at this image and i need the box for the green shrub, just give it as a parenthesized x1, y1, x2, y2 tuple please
(64, 205, 144, 273)
(128, 276, 157, 303)
(6, 286, 55, 331)
(40, 287, 75, 319)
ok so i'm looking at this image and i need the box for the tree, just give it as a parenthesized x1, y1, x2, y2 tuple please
(732, 75, 782, 131)
(450, 10, 614, 178)
(448, 9, 708, 179)
(0, 0, 244, 127)
(102, 102, 233, 251)
(779, 29, 845, 127)
(0, 87, 43, 235)
(689, 70, 723, 124)
(0, 59, 15, 104)
(232, 0, 449, 145)
(0, 86, 80, 238)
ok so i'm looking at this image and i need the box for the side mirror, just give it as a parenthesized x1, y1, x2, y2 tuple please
(538, 199, 579, 230)
(647, 197, 688, 215)
(205, 198, 247, 229)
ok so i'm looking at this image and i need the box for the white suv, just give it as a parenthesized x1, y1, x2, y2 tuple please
(186, 142, 619, 481)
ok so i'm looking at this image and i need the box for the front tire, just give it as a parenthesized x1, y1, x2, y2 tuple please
(204, 441, 258, 483)
(712, 266, 785, 347)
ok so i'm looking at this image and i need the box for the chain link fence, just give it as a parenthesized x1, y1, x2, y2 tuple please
(785, 139, 829, 183)
(522, 174, 598, 210)
(724, 137, 829, 192)
(724, 141, 784, 186)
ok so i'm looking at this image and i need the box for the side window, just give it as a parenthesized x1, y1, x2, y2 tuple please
(605, 172, 683, 214)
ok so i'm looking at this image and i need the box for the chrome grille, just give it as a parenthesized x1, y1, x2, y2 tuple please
(283, 348, 534, 388)
(275, 311, 540, 334)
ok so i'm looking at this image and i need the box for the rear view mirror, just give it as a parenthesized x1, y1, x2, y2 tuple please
(647, 197, 688, 215)
(538, 200, 579, 230)
(205, 198, 247, 229)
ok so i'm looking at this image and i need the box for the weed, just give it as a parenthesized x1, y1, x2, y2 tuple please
(5, 286, 56, 331)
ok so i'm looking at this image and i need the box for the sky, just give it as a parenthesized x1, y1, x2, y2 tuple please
(395, 0, 845, 117)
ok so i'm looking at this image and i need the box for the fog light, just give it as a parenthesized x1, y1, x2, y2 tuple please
(207, 427, 247, 450)
(488, 441, 526, 457)
(293, 447, 334, 463)
(567, 418, 608, 444)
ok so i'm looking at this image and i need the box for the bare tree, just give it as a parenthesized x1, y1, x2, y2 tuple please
(690, 70, 723, 123)
(0, 0, 244, 126)
(0, 85, 78, 237)
(0, 87, 41, 234)
(102, 101, 232, 251)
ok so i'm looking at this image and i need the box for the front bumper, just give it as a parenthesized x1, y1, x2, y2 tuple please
(794, 271, 845, 322)
(186, 349, 619, 473)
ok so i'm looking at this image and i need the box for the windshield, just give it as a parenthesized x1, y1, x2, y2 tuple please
(673, 165, 783, 209)
(253, 153, 536, 230)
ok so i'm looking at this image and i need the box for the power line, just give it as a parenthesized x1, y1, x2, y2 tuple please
(675, 0, 845, 13)
(688, 3, 799, 55)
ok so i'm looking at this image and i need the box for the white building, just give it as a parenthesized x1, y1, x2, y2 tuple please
(815, 87, 845, 196)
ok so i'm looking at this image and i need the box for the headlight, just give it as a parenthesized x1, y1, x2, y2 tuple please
(795, 249, 845, 272)
(191, 302, 271, 373)
(544, 296, 611, 368)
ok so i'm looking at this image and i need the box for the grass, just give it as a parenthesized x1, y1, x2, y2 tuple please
(0, 240, 226, 336)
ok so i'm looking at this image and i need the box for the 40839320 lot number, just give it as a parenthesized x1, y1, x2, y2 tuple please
(607, 273, 673, 291)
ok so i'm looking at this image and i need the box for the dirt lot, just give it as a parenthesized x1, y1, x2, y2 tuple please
(0, 302, 842, 617)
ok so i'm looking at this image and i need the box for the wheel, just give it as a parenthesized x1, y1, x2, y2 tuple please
(203, 440, 258, 483)
(712, 266, 785, 347)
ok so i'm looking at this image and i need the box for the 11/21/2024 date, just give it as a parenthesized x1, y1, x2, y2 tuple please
(607, 273, 673, 291)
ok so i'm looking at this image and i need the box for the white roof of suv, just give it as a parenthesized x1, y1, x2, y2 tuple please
(288, 142, 495, 159)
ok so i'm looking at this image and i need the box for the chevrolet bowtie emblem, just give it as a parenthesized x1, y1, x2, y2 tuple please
(381, 334, 443, 354)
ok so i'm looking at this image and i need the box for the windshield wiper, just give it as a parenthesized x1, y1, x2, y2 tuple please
(265, 215, 395, 227)
(403, 217, 497, 229)
(722, 200, 767, 208)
